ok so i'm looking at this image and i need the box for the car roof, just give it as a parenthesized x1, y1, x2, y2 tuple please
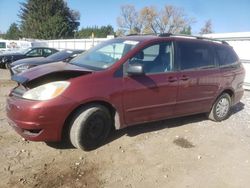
(29, 46, 58, 50)
(60, 49, 84, 53)
(119, 33, 229, 47)
(119, 35, 159, 42)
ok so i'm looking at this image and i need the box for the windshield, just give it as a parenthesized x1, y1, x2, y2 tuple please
(19, 48, 32, 54)
(70, 38, 139, 70)
(47, 50, 74, 61)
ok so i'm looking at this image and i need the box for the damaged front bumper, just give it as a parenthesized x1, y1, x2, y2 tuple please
(6, 95, 77, 142)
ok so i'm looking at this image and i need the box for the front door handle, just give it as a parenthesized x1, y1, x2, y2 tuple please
(180, 75, 189, 81)
(168, 76, 178, 82)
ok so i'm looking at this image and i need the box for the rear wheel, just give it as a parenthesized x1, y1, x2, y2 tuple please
(69, 105, 112, 150)
(208, 93, 231, 121)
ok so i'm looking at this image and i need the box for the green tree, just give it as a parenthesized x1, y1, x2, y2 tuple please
(180, 26, 192, 35)
(4, 23, 22, 40)
(0, 31, 6, 39)
(98, 25, 114, 37)
(76, 25, 114, 38)
(19, 0, 80, 39)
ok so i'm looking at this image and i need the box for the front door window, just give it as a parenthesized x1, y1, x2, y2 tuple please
(129, 42, 173, 74)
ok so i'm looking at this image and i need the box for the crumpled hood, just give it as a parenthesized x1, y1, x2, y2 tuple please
(11, 62, 93, 85)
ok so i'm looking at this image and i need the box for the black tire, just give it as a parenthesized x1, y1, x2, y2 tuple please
(69, 105, 112, 150)
(208, 93, 231, 122)
(5, 63, 9, 69)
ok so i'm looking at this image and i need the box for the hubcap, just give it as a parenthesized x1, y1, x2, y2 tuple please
(87, 115, 105, 139)
(216, 98, 230, 118)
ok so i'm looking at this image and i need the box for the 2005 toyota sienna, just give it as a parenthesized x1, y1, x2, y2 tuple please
(6, 34, 245, 150)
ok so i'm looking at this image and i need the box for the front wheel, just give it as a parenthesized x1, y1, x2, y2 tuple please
(69, 105, 112, 150)
(208, 93, 231, 122)
(5, 62, 9, 69)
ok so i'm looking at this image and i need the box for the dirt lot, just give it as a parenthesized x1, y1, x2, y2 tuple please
(0, 69, 250, 188)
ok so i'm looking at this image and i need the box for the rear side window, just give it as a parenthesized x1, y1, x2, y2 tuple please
(177, 41, 214, 70)
(26, 48, 43, 57)
(216, 46, 238, 66)
(43, 49, 53, 56)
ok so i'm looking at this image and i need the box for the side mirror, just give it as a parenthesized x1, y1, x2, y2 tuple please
(127, 63, 144, 75)
(63, 58, 71, 62)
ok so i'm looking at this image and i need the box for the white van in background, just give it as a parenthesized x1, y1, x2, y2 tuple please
(0, 40, 29, 53)
(0, 40, 48, 54)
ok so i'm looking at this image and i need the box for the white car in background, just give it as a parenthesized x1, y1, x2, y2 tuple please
(242, 60, 250, 90)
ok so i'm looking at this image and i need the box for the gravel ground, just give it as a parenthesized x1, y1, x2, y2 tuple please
(0, 69, 250, 188)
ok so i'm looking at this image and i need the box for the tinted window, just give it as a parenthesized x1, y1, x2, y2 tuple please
(43, 48, 53, 57)
(47, 50, 81, 61)
(216, 46, 238, 66)
(47, 50, 71, 61)
(26, 48, 43, 57)
(178, 41, 214, 70)
(129, 42, 173, 74)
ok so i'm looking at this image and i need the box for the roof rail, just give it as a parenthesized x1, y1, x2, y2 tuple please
(158, 33, 172, 37)
(158, 33, 229, 45)
(126, 33, 155, 36)
(126, 34, 139, 36)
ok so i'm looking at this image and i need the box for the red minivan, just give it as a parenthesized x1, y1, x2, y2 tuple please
(6, 34, 245, 150)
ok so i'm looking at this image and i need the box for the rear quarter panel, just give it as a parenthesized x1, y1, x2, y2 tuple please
(219, 63, 245, 105)
(242, 60, 250, 90)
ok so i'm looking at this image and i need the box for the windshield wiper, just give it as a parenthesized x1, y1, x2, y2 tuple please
(69, 63, 103, 71)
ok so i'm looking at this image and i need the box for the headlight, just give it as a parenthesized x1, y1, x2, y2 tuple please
(1, 57, 7, 63)
(12, 64, 30, 73)
(22, 81, 70, 101)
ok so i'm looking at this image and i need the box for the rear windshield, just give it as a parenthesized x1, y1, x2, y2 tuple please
(47, 50, 74, 61)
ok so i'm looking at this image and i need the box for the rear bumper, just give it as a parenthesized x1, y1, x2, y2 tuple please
(243, 82, 250, 90)
(233, 88, 244, 106)
(6, 95, 77, 141)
